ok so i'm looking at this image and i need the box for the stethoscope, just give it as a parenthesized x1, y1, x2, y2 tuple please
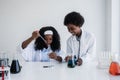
(76, 36, 80, 59)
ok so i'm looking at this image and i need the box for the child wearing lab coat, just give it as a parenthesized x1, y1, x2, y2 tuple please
(64, 11, 96, 66)
(20, 26, 63, 62)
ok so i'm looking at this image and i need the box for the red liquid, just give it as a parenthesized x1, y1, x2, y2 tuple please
(109, 62, 120, 75)
(2, 66, 4, 80)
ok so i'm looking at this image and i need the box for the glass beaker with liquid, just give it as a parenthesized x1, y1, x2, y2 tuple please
(67, 55, 75, 68)
(10, 53, 21, 74)
(0, 52, 10, 80)
(0, 52, 9, 67)
(109, 53, 120, 75)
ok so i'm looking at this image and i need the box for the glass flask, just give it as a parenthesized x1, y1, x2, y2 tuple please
(10, 53, 22, 74)
(0, 52, 10, 80)
(109, 53, 120, 75)
(67, 55, 75, 68)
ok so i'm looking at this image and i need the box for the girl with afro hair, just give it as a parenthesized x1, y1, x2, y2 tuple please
(20, 26, 63, 62)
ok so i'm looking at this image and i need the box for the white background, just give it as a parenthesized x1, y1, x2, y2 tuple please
(0, 0, 119, 55)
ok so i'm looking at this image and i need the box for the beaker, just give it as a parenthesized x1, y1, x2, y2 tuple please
(97, 51, 112, 69)
(109, 53, 120, 75)
(0, 52, 9, 67)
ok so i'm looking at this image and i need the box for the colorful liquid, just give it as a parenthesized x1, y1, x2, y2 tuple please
(67, 59, 75, 68)
(2, 66, 4, 80)
(10, 60, 21, 74)
(109, 62, 120, 75)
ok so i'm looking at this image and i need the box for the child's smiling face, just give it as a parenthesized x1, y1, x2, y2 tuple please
(44, 34, 53, 45)
(66, 24, 81, 36)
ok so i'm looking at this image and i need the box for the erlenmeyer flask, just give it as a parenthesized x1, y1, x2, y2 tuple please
(10, 53, 21, 74)
(67, 55, 75, 68)
(109, 53, 120, 75)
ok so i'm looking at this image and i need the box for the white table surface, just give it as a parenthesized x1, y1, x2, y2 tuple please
(10, 61, 120, 80)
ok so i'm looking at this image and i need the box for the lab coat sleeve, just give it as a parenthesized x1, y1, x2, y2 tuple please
(81, 35, 96, 64)
(17, 42, 35, 61)
(55, 50, 66, 62)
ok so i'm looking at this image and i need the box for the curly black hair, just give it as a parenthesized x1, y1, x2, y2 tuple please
(64, 11, 84, 27)
(34, 26, 61, 52)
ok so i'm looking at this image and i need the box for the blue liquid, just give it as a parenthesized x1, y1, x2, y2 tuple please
(67, 59, 75, 68)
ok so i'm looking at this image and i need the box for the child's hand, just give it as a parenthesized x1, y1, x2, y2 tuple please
(64, 56, 72, 62)
(49, 52, 62, 62)
(49, 52, 57, 59)
(76, 58, 82, 66)
(31, 30, 40, 39)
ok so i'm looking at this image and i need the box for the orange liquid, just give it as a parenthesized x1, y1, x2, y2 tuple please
(109, 62, 120, 75)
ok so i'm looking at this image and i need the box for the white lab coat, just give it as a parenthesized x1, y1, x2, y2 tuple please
(67, 29, 96, 63)
(18, 41, 63, 62)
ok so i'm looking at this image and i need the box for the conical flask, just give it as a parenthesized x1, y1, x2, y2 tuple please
(67, 55, 75, 68)
(10, 53, 21, 74)
(109, 53, 120, 75)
